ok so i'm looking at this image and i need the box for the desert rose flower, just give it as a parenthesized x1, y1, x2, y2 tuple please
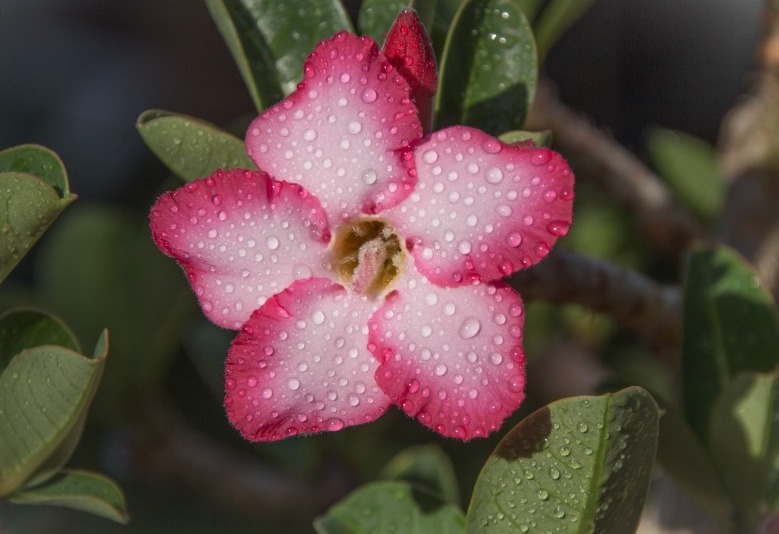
(150, 11, 573, 441)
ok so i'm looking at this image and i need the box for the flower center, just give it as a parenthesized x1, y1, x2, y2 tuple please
(330, 217, 405, 298)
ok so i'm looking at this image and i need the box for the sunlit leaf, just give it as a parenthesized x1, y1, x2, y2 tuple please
(9, 469, 128, 524)
(709, 371, 779, 531)
(466, 387, 659, 533)
(0, 332, 107, 496)
(436, 0, 537, 134)
(0, 309, 79, 373)
(647, 128, 725, 222)
(499, 129, 552, 146)
(137, 110, 255, 182)
(314, 481, 465, 534)
(381, 445, 460, 506)
(206, 0, 352, 109)
(682, 244, 779, 442)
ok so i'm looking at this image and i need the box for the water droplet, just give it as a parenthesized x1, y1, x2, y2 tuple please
(361, 168, 378, 185)
(549, 467, 560, 480)
(312, 310, 325, 325)
(486, 167, 504, 184)
(538, 490, 549, 500)
(459, 317, 481, 339)
(506, 232, 523, 247)
(266, 236, 280, 250)
(434, 363, 448, 376)
(482, 138, 503, 154)
(457, 240, 472, 254)
(532, 148, 552, 166)
(543, 189, 557, 202)
(547, 220, 570, 236)
(425, 292, 438, 305)
(262, 388, 273, 399)
(361, 88, 378, 103)
(303, 129, 317, 141)
(287, 378, 301, 391)
(326, 418, 345, 431)
(423, 150, 439, 164)
(348, 120, 363, 134)
(443, 303, 456, 316)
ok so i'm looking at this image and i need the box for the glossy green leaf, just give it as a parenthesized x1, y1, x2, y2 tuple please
(682, 244, 779, 442)
(436, 0, 537, 134)
(358, 0, 413, 44)
(36, 206, 196, 421)
(0, 309, 79, 373)
(380, 445, 460, 506)
(499, 129, 552, 146)
(204, 0, 284, 111)
(532, 0, 596, 59)
(314, 481, 465, 534)
(0, 144, 69, 197)
(466, 387, 659, 533)
(9, 469, 128, 524)
(0, 172, 76, 284)
(709, 372, 779, 530)
(647, 128, 725, 221)
(0, 331, 107, 496)
(514, 0, 542, 21)
(206, 0, 352, 107)
(137, 110, 255, 182)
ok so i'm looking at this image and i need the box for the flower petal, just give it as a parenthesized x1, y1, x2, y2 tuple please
(150, 169, 331, 329)
(225, 277, 391, 441)
(369, 268, 526, 440)
(387, 126, 574, 286)
(246, 31, 423, 223)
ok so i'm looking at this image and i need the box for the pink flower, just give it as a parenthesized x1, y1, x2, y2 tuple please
(150, 16, 573, 441)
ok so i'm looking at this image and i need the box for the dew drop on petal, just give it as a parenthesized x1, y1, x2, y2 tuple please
(443, 303, 456, 316)
(532, 148, 552, 166)
(423, 150, 439, 164)
(361, 168, 378, 185)
(457, 240, 472, 254)
(486, 167, 504, 184)
(543, 189, 557, 202)
(458, 317, 481, 339)
(266, 236, 280, 250)
(434, 363, 448, 376)
(287, 378, 301, 391)
(547, 220, 570, 236)
(348, 120, 363, 134)
(326, 418, 345, 431)
(506, 232, 523, 248)
(312, 310, 325, 325)
(482, 138, 503, 154)
(303, 129, 317, 141)
(361, 88, 378, 103)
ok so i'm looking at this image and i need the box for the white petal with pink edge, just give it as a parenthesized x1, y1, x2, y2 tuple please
(225, 278, 391, 442)
(246, 32, 422, 224)
(368, 268, 526, 440)
(386, 126, 574, 286)
(150, 169, 331, 329)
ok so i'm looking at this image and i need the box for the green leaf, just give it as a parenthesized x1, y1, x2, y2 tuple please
(0, 172, 76, 284)
(35, 205, 196, 421)
(314, 481, 465, 534)
(647, 128, 726, 221)
(204, 0, 283, 112)
(0, 332, 107, 496)
(9, 469, 128, 524)
(435, 0, 537, 134)
(499, 129, 553, 146)
(136, 110, 255, 182)
(532, 0, 596, 59)
(709, 371, 779, 530)
(682, 244, 779, 442)
(206, 0, 353, 109)
(0, 309, 80, 373)
(380, 445, 460, 506)
(513, 0, 543, 21)
(466, 387, 659, 533)
(0, 144, 69, 197)
(358, 0, 413, 44)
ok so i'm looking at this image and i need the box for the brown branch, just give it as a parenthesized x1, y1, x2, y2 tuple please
(508, 248, 681, 348)
(527, 84, 707, 257)
(717, 0, 779, 296)
(131, 403, 352, 523)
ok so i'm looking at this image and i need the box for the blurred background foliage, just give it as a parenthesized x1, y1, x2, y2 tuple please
(0, 0, 770, 532)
